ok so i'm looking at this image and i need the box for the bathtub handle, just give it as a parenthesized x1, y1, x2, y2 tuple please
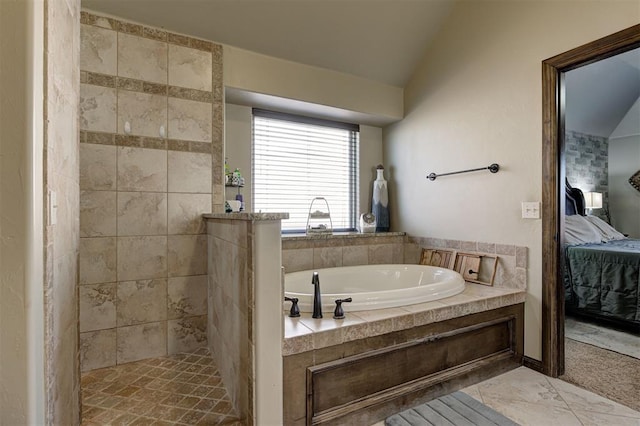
(333, 298, 352, 320)
(284, 297, 300, 318)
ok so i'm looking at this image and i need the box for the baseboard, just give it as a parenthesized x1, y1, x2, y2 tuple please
(523, 356, 543, 373)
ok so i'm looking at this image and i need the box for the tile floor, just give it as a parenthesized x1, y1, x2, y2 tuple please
(462, 367, 640, 426)
(81, 348, 241, 425)
(83, 353, 640, 426)
(372, 366, 640, 426)
(565, 317, 640, 360)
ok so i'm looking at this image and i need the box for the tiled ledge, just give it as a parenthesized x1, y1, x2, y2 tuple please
(203, 212, 289, 221)
(282, 231, 405, 241)
(282, 284, 526, 356)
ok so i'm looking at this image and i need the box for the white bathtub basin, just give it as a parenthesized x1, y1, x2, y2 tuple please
(284, 264, 465, 313)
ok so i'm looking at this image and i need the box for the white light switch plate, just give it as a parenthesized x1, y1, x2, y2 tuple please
(521, 201, 540, 219)
(49, 190, 57, 225)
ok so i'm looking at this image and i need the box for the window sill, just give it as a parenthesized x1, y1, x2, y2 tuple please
(281, 231, 405, 241)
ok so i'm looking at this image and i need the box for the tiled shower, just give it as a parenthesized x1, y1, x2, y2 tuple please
(78, 11, 224, 372)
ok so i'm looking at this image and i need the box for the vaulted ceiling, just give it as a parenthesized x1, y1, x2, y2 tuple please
(566, 47, 640, 138)
(82, 0, 456, 87)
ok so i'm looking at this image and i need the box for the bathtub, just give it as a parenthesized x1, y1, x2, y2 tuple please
(284, 264, 465, 313)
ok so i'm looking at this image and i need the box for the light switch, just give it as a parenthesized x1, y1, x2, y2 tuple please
(521, 202, 540, 219)
(49, 190, 57, 225)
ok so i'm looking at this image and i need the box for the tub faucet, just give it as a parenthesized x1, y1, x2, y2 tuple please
(311, 272, 322, 319)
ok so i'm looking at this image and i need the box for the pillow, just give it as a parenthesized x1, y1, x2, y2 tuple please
(584, 215, 626, 241)
(564, 215, 601, 245)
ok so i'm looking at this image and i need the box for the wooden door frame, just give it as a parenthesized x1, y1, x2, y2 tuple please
(541, 24, 640, 377)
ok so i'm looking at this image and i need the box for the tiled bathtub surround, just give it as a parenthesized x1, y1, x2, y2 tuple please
(282, 232, 407, 272)
(79, 11, 223, 372)
(405, 236, 528, 290)
(283, 283, 526, 356)
(283, 233, 527, 290)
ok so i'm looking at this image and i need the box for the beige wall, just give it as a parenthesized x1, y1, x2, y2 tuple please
(224, 46, 403, 123)
(384, 0, 640, 360)
(78, 11, 223, 371)
(2, 0, 82, 421)
(224, 103, 384, 219)
(0, 0, 45, 423)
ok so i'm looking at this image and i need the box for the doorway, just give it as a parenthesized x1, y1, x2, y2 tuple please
(541, 23, 640, 378)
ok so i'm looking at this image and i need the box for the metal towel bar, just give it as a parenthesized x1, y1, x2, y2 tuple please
(427, 163, 500, 181)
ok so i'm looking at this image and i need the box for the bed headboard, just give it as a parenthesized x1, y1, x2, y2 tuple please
(565, 179, 586, 216)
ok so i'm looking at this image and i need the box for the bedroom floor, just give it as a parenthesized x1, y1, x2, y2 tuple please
(371, 367, 640, 426)
(565, 316, 639, 359)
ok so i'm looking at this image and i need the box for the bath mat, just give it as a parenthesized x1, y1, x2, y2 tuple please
(385, 391, 519, 426)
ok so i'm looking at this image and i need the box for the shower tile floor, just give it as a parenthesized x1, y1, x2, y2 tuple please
(81, 348, 241, 425)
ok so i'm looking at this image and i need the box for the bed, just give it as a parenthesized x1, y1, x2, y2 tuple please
(563, 182, 640, 332)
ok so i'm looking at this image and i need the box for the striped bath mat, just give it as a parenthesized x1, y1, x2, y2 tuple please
(385, 391, 520, 426)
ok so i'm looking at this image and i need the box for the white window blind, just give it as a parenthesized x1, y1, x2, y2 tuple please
(252, 109, 359, 233)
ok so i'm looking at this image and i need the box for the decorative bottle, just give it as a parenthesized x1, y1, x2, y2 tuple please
(372, 164, 389, 232)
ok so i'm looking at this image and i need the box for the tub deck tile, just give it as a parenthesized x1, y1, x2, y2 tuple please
(283, 283, 526, 355)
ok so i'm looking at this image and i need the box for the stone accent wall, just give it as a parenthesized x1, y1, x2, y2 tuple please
(44, 0, 81, 422)
(78, 11, 223, 371)
(565, 130, 609, 220)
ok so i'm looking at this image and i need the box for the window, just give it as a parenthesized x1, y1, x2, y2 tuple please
(252, 109, 359, 233)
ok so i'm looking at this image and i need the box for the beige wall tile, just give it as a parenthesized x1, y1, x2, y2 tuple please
(79, 237, 117, 284)
(403, 242, 421, 264)
(117, 192, 168, 236)
(117, 322, 167, 363)
(368, 244, 394, 264)
(342, 245, 368, 266)
(80, 84, 116, 132)
(168, 98, 212, 142)
(168, 193, 211, 234)
(117, 147, 167, 192)
(167, 276, 208, 319)
(117, 279, 168, 326)
(167, 151, 212, 193)
(80, 143, 117, 190)
(313, 247, 342, 269)
(516, 246, 528, 268)
(79, 283, 116, 332)
(167, 316, 207, 354)
(80, 190, 116, 237)
(80, 329, 116, 372)
(168, 44, 212, 91)
(168, 235, 207, 277)
(117, 91, 167, 138)
(117, 236, 167, 281)
(118, 32, 167, 84)
(80, 24, 117, 75)
(282, 248, 313, 273)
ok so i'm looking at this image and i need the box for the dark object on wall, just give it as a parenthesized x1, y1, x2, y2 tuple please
(427, 163, 500, 181)
(629, 170, 640, 192)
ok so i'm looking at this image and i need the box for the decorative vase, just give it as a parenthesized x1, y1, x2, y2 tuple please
(372, 164, 389, 232)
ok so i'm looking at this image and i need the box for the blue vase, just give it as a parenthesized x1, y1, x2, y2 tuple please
(372, 165, 389, 232)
